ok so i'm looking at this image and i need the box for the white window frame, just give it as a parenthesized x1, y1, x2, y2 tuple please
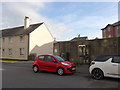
(104, 29, 106, 32)
(108, 27, 111, 31)
(2, 38, 5, 42)
(108, 35, 111, 38)
(9, 37, 13, 43)
(8, 48, 12, 56)
(2, 48, 5, 56)
(20, 48, 24, 56)
(20, 36, 24, 43)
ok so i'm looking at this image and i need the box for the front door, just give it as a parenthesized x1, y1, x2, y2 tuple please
(44, 55, 57, 72)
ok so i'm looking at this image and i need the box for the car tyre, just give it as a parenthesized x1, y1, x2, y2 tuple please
(57, 68, 64, 76)
(92, 69, 104, 80)
(33, 66, 39, 73)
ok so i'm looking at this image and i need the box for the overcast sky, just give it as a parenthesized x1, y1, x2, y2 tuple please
(0, 0, 119, 41)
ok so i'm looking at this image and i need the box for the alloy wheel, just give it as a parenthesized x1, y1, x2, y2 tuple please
(57, 68, 64, 76)
(92, 69, 104, 80)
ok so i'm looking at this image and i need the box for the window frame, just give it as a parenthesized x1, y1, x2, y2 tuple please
(2, 38, 5, 43)
(8, 48, 12, 56)
(38, 56, 45, 61)
(111, 56, 120, 63)
(108, 27, 111, 31)
(20, 36, 24, 43)
(45, 56, 55, 62)
(104, 29, 106, 33)
(2, 48, 5, 56)
(20, 48, 24, 56)
(9, 37, 13, 43)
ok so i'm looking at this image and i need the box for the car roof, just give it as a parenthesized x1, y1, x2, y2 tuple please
(100, 55, 120, 57)
(37, 54, 57, 57)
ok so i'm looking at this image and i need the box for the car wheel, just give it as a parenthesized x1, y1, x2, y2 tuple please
(92, 69, 104, 80)
(57, 68, 64, 76)
(33, 66, 39, 73)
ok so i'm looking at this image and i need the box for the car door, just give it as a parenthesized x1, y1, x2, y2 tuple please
(110, 56, 120, 77)
(44, 55, 57, 72)
(37, 55, 47, 70)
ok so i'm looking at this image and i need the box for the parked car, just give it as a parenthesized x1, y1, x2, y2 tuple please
(32, 54, 76, 76)
(89, 55, 120, 80)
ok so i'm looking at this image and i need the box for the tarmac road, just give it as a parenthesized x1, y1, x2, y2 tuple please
(1, 62, 119, 88)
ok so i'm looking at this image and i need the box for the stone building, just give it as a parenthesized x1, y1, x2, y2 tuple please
(0, 16, 54, 60)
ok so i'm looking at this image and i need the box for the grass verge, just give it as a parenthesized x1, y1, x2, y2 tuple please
(0, 60, 27, 63)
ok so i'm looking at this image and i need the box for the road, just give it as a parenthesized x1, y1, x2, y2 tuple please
(2, 62, 119, 88)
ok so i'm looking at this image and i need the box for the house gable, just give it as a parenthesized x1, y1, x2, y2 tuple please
(29, 23, 54, 55)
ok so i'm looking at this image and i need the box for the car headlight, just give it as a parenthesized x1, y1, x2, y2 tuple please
(61, 62, 70, 66)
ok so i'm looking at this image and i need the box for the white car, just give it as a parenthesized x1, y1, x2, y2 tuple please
(89, 55, 120, 80)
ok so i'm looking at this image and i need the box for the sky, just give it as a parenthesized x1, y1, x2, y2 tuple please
(0, 0, 119, 41)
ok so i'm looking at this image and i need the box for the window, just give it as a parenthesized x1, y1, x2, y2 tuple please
(2, 49, 5, 55)
(104, 29, 106, 32)
(9, 37, 12, 43)
(0, 48, 1, 56)
(45, 56, 54, 62)
(108, 35, 111, 38)
(20, 36, 24, 42)
(20, 48, 24, 56)
(54, 56, 65, 61)
(2, 38, 5, 42)
(38, 56, 45, 60)
(108, 27, 111, 31)
(8, 48, 12, 56)
(112, 56, 120, 63)
(94, 55, 112, 62)
(116, 27, 118, 30)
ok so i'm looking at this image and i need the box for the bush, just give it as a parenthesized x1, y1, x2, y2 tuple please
(28, 53, 37, 61)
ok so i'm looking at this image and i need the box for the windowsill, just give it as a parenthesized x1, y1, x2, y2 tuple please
(8, 55, 12, 56)
(20, 54, 25, 56)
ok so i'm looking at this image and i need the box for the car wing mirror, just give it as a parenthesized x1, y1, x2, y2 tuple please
(52, 60, 58, 63)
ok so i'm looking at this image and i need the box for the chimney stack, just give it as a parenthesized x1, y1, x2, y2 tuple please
(78, 34, 80, 38)
(24, 16, 30, 29)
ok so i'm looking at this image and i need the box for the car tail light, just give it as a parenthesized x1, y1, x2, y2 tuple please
(90, 62, 95, 65)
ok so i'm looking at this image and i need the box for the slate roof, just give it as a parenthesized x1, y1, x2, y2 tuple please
(0, 23, 43, 37)
(71, 37, 88, 41)
(112, 21, 120, 26)
(101, 21, 120, 30)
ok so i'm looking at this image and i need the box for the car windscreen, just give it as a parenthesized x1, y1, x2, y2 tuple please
(94, 55, 112, 62)
(54, 56, 65, 61)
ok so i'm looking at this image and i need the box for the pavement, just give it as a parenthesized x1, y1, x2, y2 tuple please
(76, 65, 89, 74)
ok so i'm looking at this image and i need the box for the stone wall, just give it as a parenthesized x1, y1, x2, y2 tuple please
(53, 37, 120, 65)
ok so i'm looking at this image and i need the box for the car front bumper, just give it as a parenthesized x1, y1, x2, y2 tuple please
(65, 66, 76, 73)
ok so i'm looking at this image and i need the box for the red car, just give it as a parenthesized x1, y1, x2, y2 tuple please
(32, 54, 76, 76)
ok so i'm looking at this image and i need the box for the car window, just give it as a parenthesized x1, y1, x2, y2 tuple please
(45, 56, 54, 62)
(38, 56, 45, 61)
(94, 55, 112, 62)
(112, 56, 120, 63)
(54, 56, 65, 61)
